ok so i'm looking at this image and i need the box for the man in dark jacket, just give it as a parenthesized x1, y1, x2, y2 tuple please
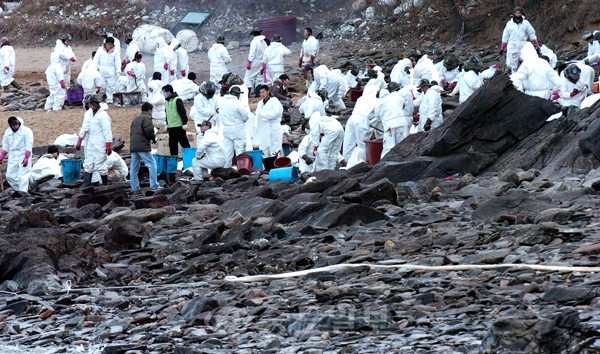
(163, 84, 190, 156)
(130, 102, 161, 191)
(271, 74, 293, 108)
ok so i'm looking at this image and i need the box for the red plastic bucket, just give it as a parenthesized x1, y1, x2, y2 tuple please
(234, 153, 254, 175)
(350, 87, 363, 102)
(273, 156, 292, 168)
(364, 138, 383, 166)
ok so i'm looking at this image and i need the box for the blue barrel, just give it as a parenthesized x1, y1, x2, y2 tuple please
(61, 159, 82, 183)
(245, 149, 263, 169)
(154, 154, 165, 174)
(182, 147, 197, 170)
(269, 166, 298, 183)
(164, 155, 178, 173)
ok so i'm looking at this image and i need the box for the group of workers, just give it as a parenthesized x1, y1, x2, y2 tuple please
(1, 8, 599, 194)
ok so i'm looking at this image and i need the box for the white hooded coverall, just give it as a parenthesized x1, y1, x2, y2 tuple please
(301, 36, 319, 66)
(501, 16, 537, 70)
(299, 93, 326, 119)
(309, 113, 344, 172)
(126, 40, 141, 62)
(309, 65, 346, 109)
(390, 58, 413, 87)
(54, 39, 76, 85)
(78, 107, 113, 176)
(343, 86, 378, 161)
(1, 117, 33, 192)
(45, 52, 66, 111)
(207, 43, 231, 85)
(559, 76, 587, 108)
(376, 90, 410, 158)
(454, 70, 483, 103)
(92, 151, 128, 183)
(417, 86, 443, 132)
(147, 80, 166, 129)
(244, 35, 267, 90)
(263, 42, 291, 85)
(77, 60, 102, 102)
(190, 92, 218, 136)
(254, 96, 283, 156)
(413, 55, 440, 84)
(219, 94, 249, 167)
(175, 45, 189, 79)
(116, 60, 147, 100)
(0, 43, 15, 86)
(94, 45, 121, 104)
(192, 128, 226, 179)
(154, 38, 176, 84)
(510, 42, 561, 99)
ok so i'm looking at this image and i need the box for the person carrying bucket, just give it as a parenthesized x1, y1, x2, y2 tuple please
(192, 121, 226, 180)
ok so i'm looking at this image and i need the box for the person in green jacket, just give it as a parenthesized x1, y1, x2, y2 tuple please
(162, 84, 190, 156)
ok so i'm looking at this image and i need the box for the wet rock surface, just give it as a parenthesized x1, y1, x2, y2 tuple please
(3, 101, 600, 353)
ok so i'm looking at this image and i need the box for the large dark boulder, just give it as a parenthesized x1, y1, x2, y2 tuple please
(363, 75, 559, 183)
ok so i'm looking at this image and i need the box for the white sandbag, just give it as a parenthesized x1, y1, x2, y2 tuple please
(54, 133, 79, 146)
(346, 146, 366, 169)
(582, 94, 600, 109)
(287, 150, 300, 166)
(176, 30, 199, 53)
(132, 24, 175, 55)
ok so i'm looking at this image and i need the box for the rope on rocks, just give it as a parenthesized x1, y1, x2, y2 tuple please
(225, 263, 600, 283)
(57, 281, 210, 294)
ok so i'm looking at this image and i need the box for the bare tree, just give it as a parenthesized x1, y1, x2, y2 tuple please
(446, 0, 475, 34)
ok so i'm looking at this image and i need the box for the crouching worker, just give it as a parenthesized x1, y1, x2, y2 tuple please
(192, 120, 226, 180)
(0, 116, 33, 193)
(29, 145, 66, 184)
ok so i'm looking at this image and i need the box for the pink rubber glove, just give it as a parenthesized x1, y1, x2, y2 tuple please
(60, 80, 66, 89)
(22, 151, 30, 167)
(3, 66, 8, 73)
(531, 39, 539, 46)
(75, 137, 83, 150)
(263, 71, 267, 83)
(181, 70, 186, 77)
(493, 65, 500, 70)
(96, 86, 101, 93)
(127, 70, 135, 77)
(246, 60, 252, 70)
(170, 70, 175, 76)
(551, 90, 559, 100)
(500, 42, 507, 50)
(70, 57, 76, 62)
(163, 62, 169, 70)
(0, 150, 7, 161)
(106, 142, 112, 155)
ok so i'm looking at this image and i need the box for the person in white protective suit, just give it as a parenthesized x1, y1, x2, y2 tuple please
(439, 55, 461, 92)
(500, 7, 537, 71)
(415, 79, 443, 132)
(207, 36, 231, 86)
(510, 42, 561, 99)
(192, 120, 226, 180)
(452, 59, 483, 104)
(164, 39, 180, 83)
(100, 28, 121, 58)
(115, 52, 147, 102)
(558, 64, 588, 115)
(75, 95, 113, 187)
(308, 112, 345, 171)
(540, 42, 558, 69)
(0, 37, 17, 93)
(172, 39, 189, 79)
(154, 37, 176, 85)
(409, 50, 440, 85)
(390, 55, 413, 87)
(124, 34, 141, 63)
(299, 27, 320, 89)
(190, 81, 219, 136)
(431, 49, 445, 75)
(582, 30, 600, 66)
(94, 37, 121, 104)
(299, 90, 327, 119)
(45, 52, 66, 112)
(244, 27, 267, 95)
(557, 60, 595, 97)
(81, 51, 96, 71)
(308, 64, 346, 109)
(364, 69, 385, 91)
(92, 151, 128, 184)
(219, 86, 249, 167)
(54, 34, 76, 86)
(147, 73, 166, 130)
(375, 82, 412, 158)
(262, 34, 291, 85)
(0, 117, 33, 193)
(76, 59, 102, 104)
(170, 72, 199, 101)
(253, 85, 283, 157)
(345, 64, 362, 90)
(343, 85, 379, 161)
(297, 119, 345, 173)
(29, 145, 67, 184)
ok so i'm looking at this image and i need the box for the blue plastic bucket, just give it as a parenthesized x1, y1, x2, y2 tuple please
(282, 145, 291, 157)
(182, 147, 197, 170)
(164, 155, 178, 173)
(269, 166, 298, 183)
(245, 149, 263, 169)
(154, 154, 165, 173)
(61, 159, 82, 183)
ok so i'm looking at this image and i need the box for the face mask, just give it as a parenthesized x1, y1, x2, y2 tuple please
(162, 92, 169, 99)
(10, 127, 18, 132)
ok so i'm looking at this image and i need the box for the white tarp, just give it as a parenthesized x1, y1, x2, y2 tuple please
(176, 29, 199, 53)
(132, 24, 175, 55)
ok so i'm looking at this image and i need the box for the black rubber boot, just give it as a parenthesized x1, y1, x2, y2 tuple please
(10, 80, 21, 90)
(83, 172, 92, 187)
(101, 175, 109, 185)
